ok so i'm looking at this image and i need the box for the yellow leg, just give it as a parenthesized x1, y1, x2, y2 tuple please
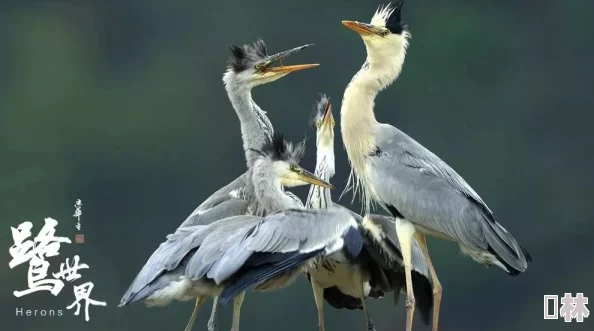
(415, 232, 442, 331)
(352, 270, 376, 331)
(207, 297, 219, 331)
(310, 277, 325, 331)
(184, 296, 206, 331)
(395, 218, 416, 331)
(231, 291, 245, 331)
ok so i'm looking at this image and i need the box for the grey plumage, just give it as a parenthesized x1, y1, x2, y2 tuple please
(340, 4, 530, 331)
(119, 199, 251, 306)
(227, 40, 269, 72)
(181, 173, 249, 226)
(304, 94, 432, 328)
(185, 216, 263, 281)
(120, 40, 317, 312)
(369, 125, 530, 273)
(120, 132, 330, 310)
(224, 40, 315, 167)
(208, 207, 363, 303)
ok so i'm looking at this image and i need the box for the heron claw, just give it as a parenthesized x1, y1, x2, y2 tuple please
(207, 320, 218, 331)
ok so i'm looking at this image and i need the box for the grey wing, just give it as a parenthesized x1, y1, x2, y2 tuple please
(180, 172, 248, 227)
(121, 215, 260, 306)
(209, 207, 363, 303)
(120, 224, 207, 306)
(184, 215, 264, 281)
(180, 198, 249, 228)
(369, 124, 529, 272)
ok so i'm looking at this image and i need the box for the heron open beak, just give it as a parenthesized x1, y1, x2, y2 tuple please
(264, 44, 319, 73)
(321, 99, 333, 129)
(342, 21, 375, 36)
(266, 63, 319, 73)
(269, 44, 313, 62)
(295, 168, 335, 189)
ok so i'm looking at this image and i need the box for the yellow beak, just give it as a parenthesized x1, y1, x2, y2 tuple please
(321, 100, 333, 129)
(296, 168, 335, 189)
(342, 20, 375, 36)
(266, 63, 320, 73)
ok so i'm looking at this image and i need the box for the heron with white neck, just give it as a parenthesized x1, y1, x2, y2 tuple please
(305, 95, 433, 331)
(340, 2, 531, 331)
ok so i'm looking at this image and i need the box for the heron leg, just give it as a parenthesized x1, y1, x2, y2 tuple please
(184, 296, 207, 331)
(310, 277, 325, 331)
(395, 218, 416, 331)
(415, 232, 442, 331)
(230, 291, 245, 331)
(352, 270, 376, 331)
(207, 297, 219, 331)
(310, 276, 324, 331)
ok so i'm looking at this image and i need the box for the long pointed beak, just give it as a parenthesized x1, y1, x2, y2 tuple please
(264, 44, 319, 73)
(342, 20, 375, 36)
(296, 168, 335, 189)
(269, 44, 313, 62)
(321, 99, 333, 129)
(266, 63, 319, 73)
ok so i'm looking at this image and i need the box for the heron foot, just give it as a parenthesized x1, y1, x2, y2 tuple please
(207, 319, 218, 331)
(366, 320, 377, 331)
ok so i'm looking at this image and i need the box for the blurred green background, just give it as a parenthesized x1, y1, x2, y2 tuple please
(1, 0, 593, 330)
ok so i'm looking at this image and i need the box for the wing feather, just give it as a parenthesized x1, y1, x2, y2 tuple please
(370, 124, 528, 272)
(206, 207, 361, 285)
(185, 216, 262, 280)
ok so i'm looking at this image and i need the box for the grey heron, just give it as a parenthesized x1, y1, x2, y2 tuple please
(305, 95, 432, 331)
(186, 40, 316, 330)
(120, 133, 332, 331)
(198, 100, 434, 331)
(340, 2, 531, 331)
(180, 40, 318, 228)
(120, 41, 318, 331)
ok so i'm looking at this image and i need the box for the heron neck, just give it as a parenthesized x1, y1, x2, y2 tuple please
(341, 49, 406, 161)
(306, 148, 334, 210)
(340, 50, 405, 213)
(224, 75, 273, 168)
(251, 160, 299, 214)
(340, 61, 380, 169)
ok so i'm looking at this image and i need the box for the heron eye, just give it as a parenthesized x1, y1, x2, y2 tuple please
(290, 163, 299, 171)
(255, 63, 262, 70)
(316, 121, 322, 128)
(380, 30, 390, 36)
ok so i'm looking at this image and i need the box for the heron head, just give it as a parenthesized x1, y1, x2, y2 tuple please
(342, 2, 409, 60)
(252, 133, 334, 189)
(225, 40, 319, 87)
(310, 94, 334, 150)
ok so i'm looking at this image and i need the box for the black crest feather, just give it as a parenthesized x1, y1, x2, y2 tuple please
(261, 132, 305, 163)
(310, 94, 330, 130)
(385, 1, 406, 34)
(227, 39, 269, 72)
